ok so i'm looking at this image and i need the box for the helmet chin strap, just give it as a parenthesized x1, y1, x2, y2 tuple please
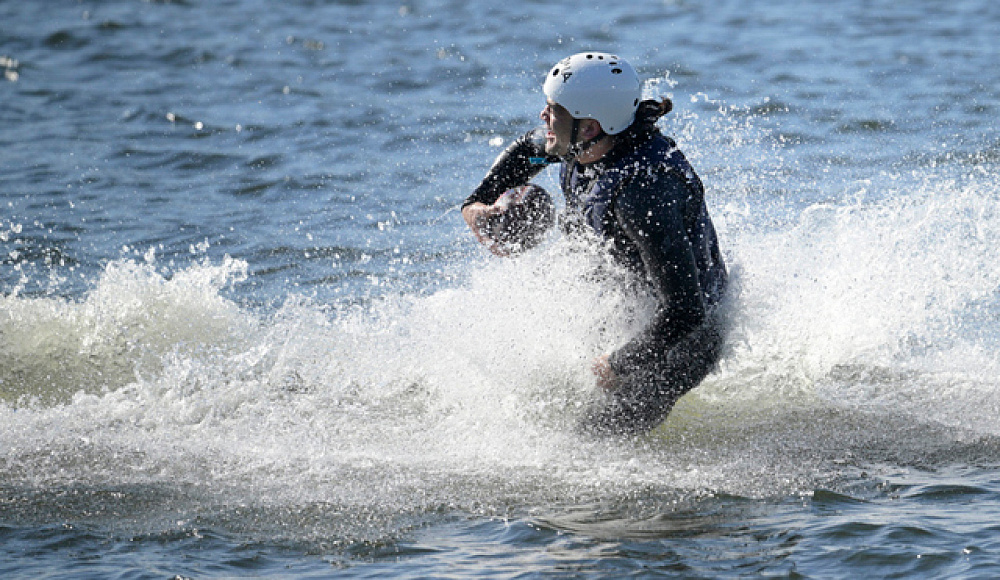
(563, 118, 608, 161)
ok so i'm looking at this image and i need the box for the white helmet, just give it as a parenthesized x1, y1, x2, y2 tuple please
(542, 52, 642, 135)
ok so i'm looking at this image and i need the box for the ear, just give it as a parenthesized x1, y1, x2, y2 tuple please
(580, 119, 604, 140)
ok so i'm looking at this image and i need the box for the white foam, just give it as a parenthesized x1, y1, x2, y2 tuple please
(712, 171, 1000, 432)
(2, 147, 999, 544)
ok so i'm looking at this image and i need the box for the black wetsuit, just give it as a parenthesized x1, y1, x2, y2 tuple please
(464, 121, 728, 435)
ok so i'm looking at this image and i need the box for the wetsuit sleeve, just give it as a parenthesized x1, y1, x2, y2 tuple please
(462, 131, 554, 209)
(607, 167, 707, 375)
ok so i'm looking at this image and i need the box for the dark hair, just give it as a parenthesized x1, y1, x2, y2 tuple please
(614, 97, 672, 150)
(639, 97, 673, 120)
(633, 97, 672, 131)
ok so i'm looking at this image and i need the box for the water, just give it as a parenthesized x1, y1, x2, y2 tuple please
(3, 0, 1000, 577)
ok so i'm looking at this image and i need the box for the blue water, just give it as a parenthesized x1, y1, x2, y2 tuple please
(3, 0, 1000, 577)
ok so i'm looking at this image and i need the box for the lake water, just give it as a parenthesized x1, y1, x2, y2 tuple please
(3, 0, 1000, 577)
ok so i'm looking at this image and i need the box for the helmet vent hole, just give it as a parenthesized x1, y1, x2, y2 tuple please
(552, 69, 559, 76)
(612, 68, 622, 74)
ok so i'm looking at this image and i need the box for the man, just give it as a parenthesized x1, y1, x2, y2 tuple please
(462, 52, 728, 435)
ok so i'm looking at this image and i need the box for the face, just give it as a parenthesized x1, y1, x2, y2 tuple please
(540, 99, 574, 156)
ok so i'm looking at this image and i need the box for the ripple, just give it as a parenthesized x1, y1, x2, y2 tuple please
(903, 484, 992, 500)
(836, 119, 899, 134)
(42, 30, 88, 50)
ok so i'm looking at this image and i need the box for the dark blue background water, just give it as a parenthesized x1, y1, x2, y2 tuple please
(3, 1, 1000, 577)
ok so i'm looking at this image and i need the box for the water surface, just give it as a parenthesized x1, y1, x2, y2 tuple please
(3, 0, 1000, 577)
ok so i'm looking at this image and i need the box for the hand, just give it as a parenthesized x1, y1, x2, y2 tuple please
(592, 355, 618, 391)
(461, 202, 509, 257)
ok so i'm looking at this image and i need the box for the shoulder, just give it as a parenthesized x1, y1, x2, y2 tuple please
(612, 154, 691, 231)
(618, 134, 701, 195)
(610, 135, 683, 179)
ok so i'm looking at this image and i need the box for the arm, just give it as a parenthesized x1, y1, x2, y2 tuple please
(607, 168, 707, 374)
(463, 131, 554, 254)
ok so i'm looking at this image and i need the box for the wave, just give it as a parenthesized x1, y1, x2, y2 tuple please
(1, 168, 999, 546)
